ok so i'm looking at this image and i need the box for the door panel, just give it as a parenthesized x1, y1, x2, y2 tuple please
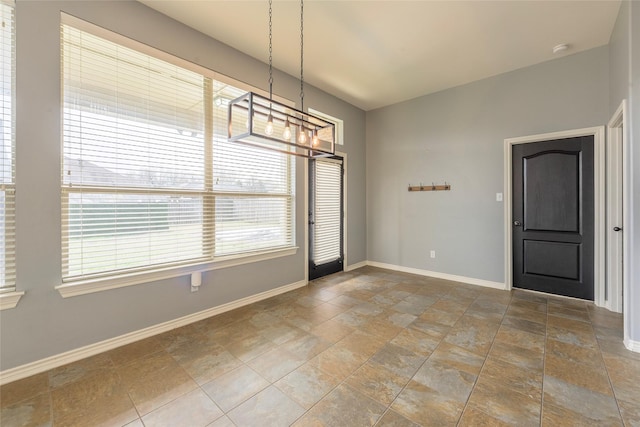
(512, 136, 594, 300)
(524, 152, 579, 232)
(309, 157, 343, 280)
(523, 240, 580, 280)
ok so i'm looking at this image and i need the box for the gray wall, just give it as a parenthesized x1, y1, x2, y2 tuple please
(0, 0, 366, 371)
(609, 1, 630, 114)
(366, 47, 609, 283)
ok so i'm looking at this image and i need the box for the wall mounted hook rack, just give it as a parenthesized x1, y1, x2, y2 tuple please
(408, 182, 451, 192)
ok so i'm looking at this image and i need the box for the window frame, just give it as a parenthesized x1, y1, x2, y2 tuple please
(0, 0, 18, 309)
(308, 108, 344, 146)
(57, 15, 297, 298)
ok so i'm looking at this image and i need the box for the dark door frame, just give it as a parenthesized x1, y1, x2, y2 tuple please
(504, 127, 606, 307)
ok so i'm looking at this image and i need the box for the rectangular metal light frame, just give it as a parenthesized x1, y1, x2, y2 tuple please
(228, 92, 336, 159)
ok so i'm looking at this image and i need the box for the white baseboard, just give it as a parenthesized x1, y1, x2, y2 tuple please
(0, 280, 307, 386)
(624, 337, 640, 353)
(366, 261, 506, 290)
(345, 261, 367, 272)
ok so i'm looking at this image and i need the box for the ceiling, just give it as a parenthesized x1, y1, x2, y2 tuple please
(139, 1, 621, 111)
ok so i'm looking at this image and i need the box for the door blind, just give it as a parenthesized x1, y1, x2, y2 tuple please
(0, 0, 15, 291)
(312, 159, 342, 264)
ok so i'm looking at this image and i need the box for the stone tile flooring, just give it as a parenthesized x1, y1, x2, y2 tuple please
(1, 266, 639, 426)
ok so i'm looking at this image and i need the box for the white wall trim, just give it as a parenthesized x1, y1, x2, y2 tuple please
(367, 261, 506, 290)
(503, 126, 606, 307)
(606, 100, 628, 315)
(0, 291, 25, 310)
(624, 338, 640, 353)
(338, 150, 348, 271)
(0, 279, 306, 386)
(607, 100, 632, 351)
(303, 157, 309, 283)
(56, 247, 298, 298)
(345, 261, 367, 272)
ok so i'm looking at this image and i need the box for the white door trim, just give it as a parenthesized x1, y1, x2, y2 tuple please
(503, 126, 606, 307)
(607, 101, 631, 350)
(607, 100, 627, 315)
(339, 151, 349, 270)
(304, 158, 309, 284)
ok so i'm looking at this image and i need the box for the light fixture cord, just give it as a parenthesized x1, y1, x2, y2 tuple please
(268, 0, 273, 103)
(299, 0, 304, 112)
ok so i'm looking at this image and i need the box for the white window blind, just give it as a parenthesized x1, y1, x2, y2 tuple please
(212, 81, 294, 257)
(61, 21, 294, 282)
(0, 0, 15, 291)
(312, 159, 342, 264)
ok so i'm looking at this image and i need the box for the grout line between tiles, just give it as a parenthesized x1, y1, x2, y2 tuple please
(455, 292, 511, 426)
(540, 294, 549, 427)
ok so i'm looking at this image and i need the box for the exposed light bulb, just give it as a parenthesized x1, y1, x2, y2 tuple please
(312, 130, 320, 147)
(283, 119, 292, 140)
(298, 126, 307, 144)
(265, 114, 274, 135)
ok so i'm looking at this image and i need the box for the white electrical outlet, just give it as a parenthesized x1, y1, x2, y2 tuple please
(496, 192, 503, 202)
(430, 250, 436, 259)
(190, 271, 202, 292)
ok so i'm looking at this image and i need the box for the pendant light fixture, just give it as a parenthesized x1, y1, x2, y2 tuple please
(227, 0, 335, 158)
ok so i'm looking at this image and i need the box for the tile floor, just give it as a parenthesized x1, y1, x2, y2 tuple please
(1, 266, 639, 426)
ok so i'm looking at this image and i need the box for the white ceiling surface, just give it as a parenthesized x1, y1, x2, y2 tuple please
(139, 1, 621, 111)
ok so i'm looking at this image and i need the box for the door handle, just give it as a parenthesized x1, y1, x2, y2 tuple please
(613, 226, 622, 232)
(513, 220, 522, 227)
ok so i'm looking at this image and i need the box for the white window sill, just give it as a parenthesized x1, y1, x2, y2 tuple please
(55, 247, 298, 298)
(0, 291, 25, 310)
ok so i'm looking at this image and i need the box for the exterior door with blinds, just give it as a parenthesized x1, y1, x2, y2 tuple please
(309, 157, 343, 280)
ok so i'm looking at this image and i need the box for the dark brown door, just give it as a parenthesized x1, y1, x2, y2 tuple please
(512, 136, 594, 300)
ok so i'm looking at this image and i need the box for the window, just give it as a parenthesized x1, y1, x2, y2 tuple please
(61, 19, 294, 284)
(309, 108, 344, 146)
(212, 82, 294, 257)
(0, 0, 15, 292)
